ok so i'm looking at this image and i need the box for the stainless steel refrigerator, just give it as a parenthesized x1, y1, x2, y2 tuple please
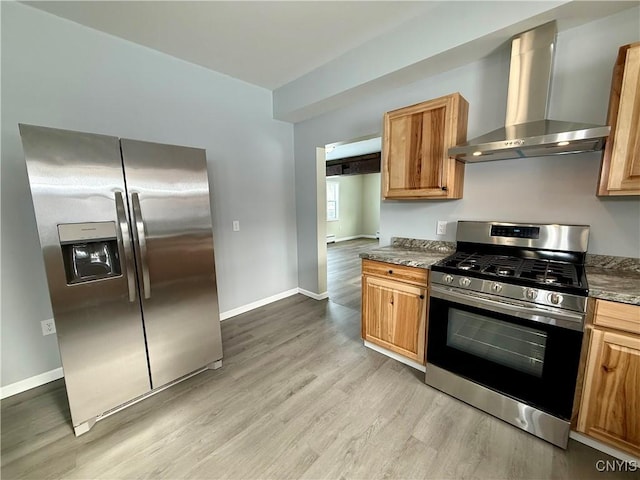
(19, 124, 223, 436)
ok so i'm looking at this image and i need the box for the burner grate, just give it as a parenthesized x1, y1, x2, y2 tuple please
(482, 256, 523, 277)
(440, 252, 490, 271)
(437, 252, 583, 288)
(519, 259, 579, 286)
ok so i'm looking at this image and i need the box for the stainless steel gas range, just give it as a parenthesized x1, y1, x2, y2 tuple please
(426, 221, 589, 449)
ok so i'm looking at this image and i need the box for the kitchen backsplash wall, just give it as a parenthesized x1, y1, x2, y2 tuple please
(294, 6, 640, 295)
(379, 151, 639, 256)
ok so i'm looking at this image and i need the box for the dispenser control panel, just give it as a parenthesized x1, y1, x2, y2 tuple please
(58, 222, 122, 284)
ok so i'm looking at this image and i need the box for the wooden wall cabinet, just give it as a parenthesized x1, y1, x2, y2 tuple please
(361, 259, 428, 364)
(598, 42, 640, 196)
(382, 93, 468, 199)
(577, 300, 640, 457)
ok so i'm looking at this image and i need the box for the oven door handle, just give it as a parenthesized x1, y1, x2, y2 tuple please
(429, 285, 585, 331)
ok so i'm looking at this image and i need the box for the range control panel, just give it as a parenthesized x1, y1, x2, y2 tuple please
(490, 225, 540, 239)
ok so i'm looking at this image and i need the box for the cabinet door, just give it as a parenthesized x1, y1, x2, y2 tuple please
(598, 42, 640, 196)
(383, 93, 468, 199)
(578, 329, 640, 457)
(362, 275, 427, 363)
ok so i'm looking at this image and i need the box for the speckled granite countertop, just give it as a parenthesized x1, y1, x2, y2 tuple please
(360, 238, 640, 306)
(585, 255, 640, 306)
(359, 237, 454, 269)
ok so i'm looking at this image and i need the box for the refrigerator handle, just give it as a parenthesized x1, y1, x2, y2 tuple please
(114, 191, 136, 303)
(131, 192, 151, 299)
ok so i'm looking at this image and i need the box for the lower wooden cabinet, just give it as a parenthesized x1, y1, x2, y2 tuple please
(577, 300, 640, 457)
(361, 260, 427, 364)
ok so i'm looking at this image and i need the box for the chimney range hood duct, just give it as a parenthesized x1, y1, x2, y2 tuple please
(449, 22, 610, 163)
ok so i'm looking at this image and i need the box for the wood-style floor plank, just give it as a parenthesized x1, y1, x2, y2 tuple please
(327, 238, 378, 311)
(1, 239, 633, 479)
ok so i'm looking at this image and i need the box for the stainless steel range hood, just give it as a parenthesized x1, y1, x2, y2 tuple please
(449, 22, 610, 163)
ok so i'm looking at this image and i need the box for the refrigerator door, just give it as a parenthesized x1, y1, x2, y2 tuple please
(120, 139, 223, 387)
(19, 125, 151, 427)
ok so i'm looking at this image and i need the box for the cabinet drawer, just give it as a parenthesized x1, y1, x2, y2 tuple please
(362, 259, 428, 286)
(594, 299, 640, 334)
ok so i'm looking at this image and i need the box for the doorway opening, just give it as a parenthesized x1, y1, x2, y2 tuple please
(321, 135, 381, 311)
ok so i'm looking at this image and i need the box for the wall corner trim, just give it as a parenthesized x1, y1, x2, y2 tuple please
(298, 288, 329, 300)
(1, 367, 64, 399)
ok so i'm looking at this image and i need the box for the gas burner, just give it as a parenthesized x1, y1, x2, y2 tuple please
(482, 262, 520, 277)
(497, 267, 515, 276)
(537, 274, 558, 284)
(458, 261, 479, 270)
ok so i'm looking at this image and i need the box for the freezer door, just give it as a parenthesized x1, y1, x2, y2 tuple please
(120, 139, 223, 388)
(19, 125, 151, 427)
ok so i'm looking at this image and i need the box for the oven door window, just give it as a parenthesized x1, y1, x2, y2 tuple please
(447, 309, 547, 377)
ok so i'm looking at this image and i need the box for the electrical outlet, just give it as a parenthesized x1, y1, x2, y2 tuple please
(437, 221, 447, 235)
(232, 220, 240, 232)
(41, 319, 56, 336)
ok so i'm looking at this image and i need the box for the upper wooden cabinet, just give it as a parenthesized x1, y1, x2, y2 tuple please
(577, 300, 640, 457)
(382, 93, 468, 199)
(598, 42, 640, 196)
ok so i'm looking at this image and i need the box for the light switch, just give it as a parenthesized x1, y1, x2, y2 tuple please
(232, 220, 240, 232)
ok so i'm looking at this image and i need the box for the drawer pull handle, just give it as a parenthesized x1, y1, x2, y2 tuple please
(388, 269, 393, 274)
(419, 294, 425, 299)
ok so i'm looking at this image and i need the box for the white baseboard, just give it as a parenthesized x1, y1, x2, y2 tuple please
(298, 288, 329, 300)
(569, 431, 639, 462)
(334, 234, 377, 242)
(1, 286, 328, 399)
(364, 340, 426, 372)
(219, 288, 299, 321)
(1, 367, 64, 399)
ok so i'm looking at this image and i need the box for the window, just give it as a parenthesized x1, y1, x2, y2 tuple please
(327, 180, 339, 221)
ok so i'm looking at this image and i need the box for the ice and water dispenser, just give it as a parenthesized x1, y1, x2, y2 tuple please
(58, 222, 121, 284)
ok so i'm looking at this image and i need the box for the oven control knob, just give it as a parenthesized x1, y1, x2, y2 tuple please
(548, 292, 563, 305)
(491, 282, 503, 293)
(460, 277, 471, 287)
(443, 274, 454, 284)
(524, 288, 538, 300)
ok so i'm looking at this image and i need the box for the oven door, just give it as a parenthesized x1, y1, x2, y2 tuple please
(427, 285, 584, 420)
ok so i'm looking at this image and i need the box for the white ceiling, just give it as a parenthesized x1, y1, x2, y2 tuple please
(326, 136, 381, 161)
(24, 1, 441, 90)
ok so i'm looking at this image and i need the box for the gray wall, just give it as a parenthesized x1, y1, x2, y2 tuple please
(295, 7, 640, 294)
(1, 3, 297, 386)
(362, 173, 381, 237)
(327, 175, 365, 240)
(326, 173, 380, 240)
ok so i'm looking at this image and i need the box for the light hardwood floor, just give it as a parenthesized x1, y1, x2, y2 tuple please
(327, 238, 378, 311)
(1, 239, 634, 479)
